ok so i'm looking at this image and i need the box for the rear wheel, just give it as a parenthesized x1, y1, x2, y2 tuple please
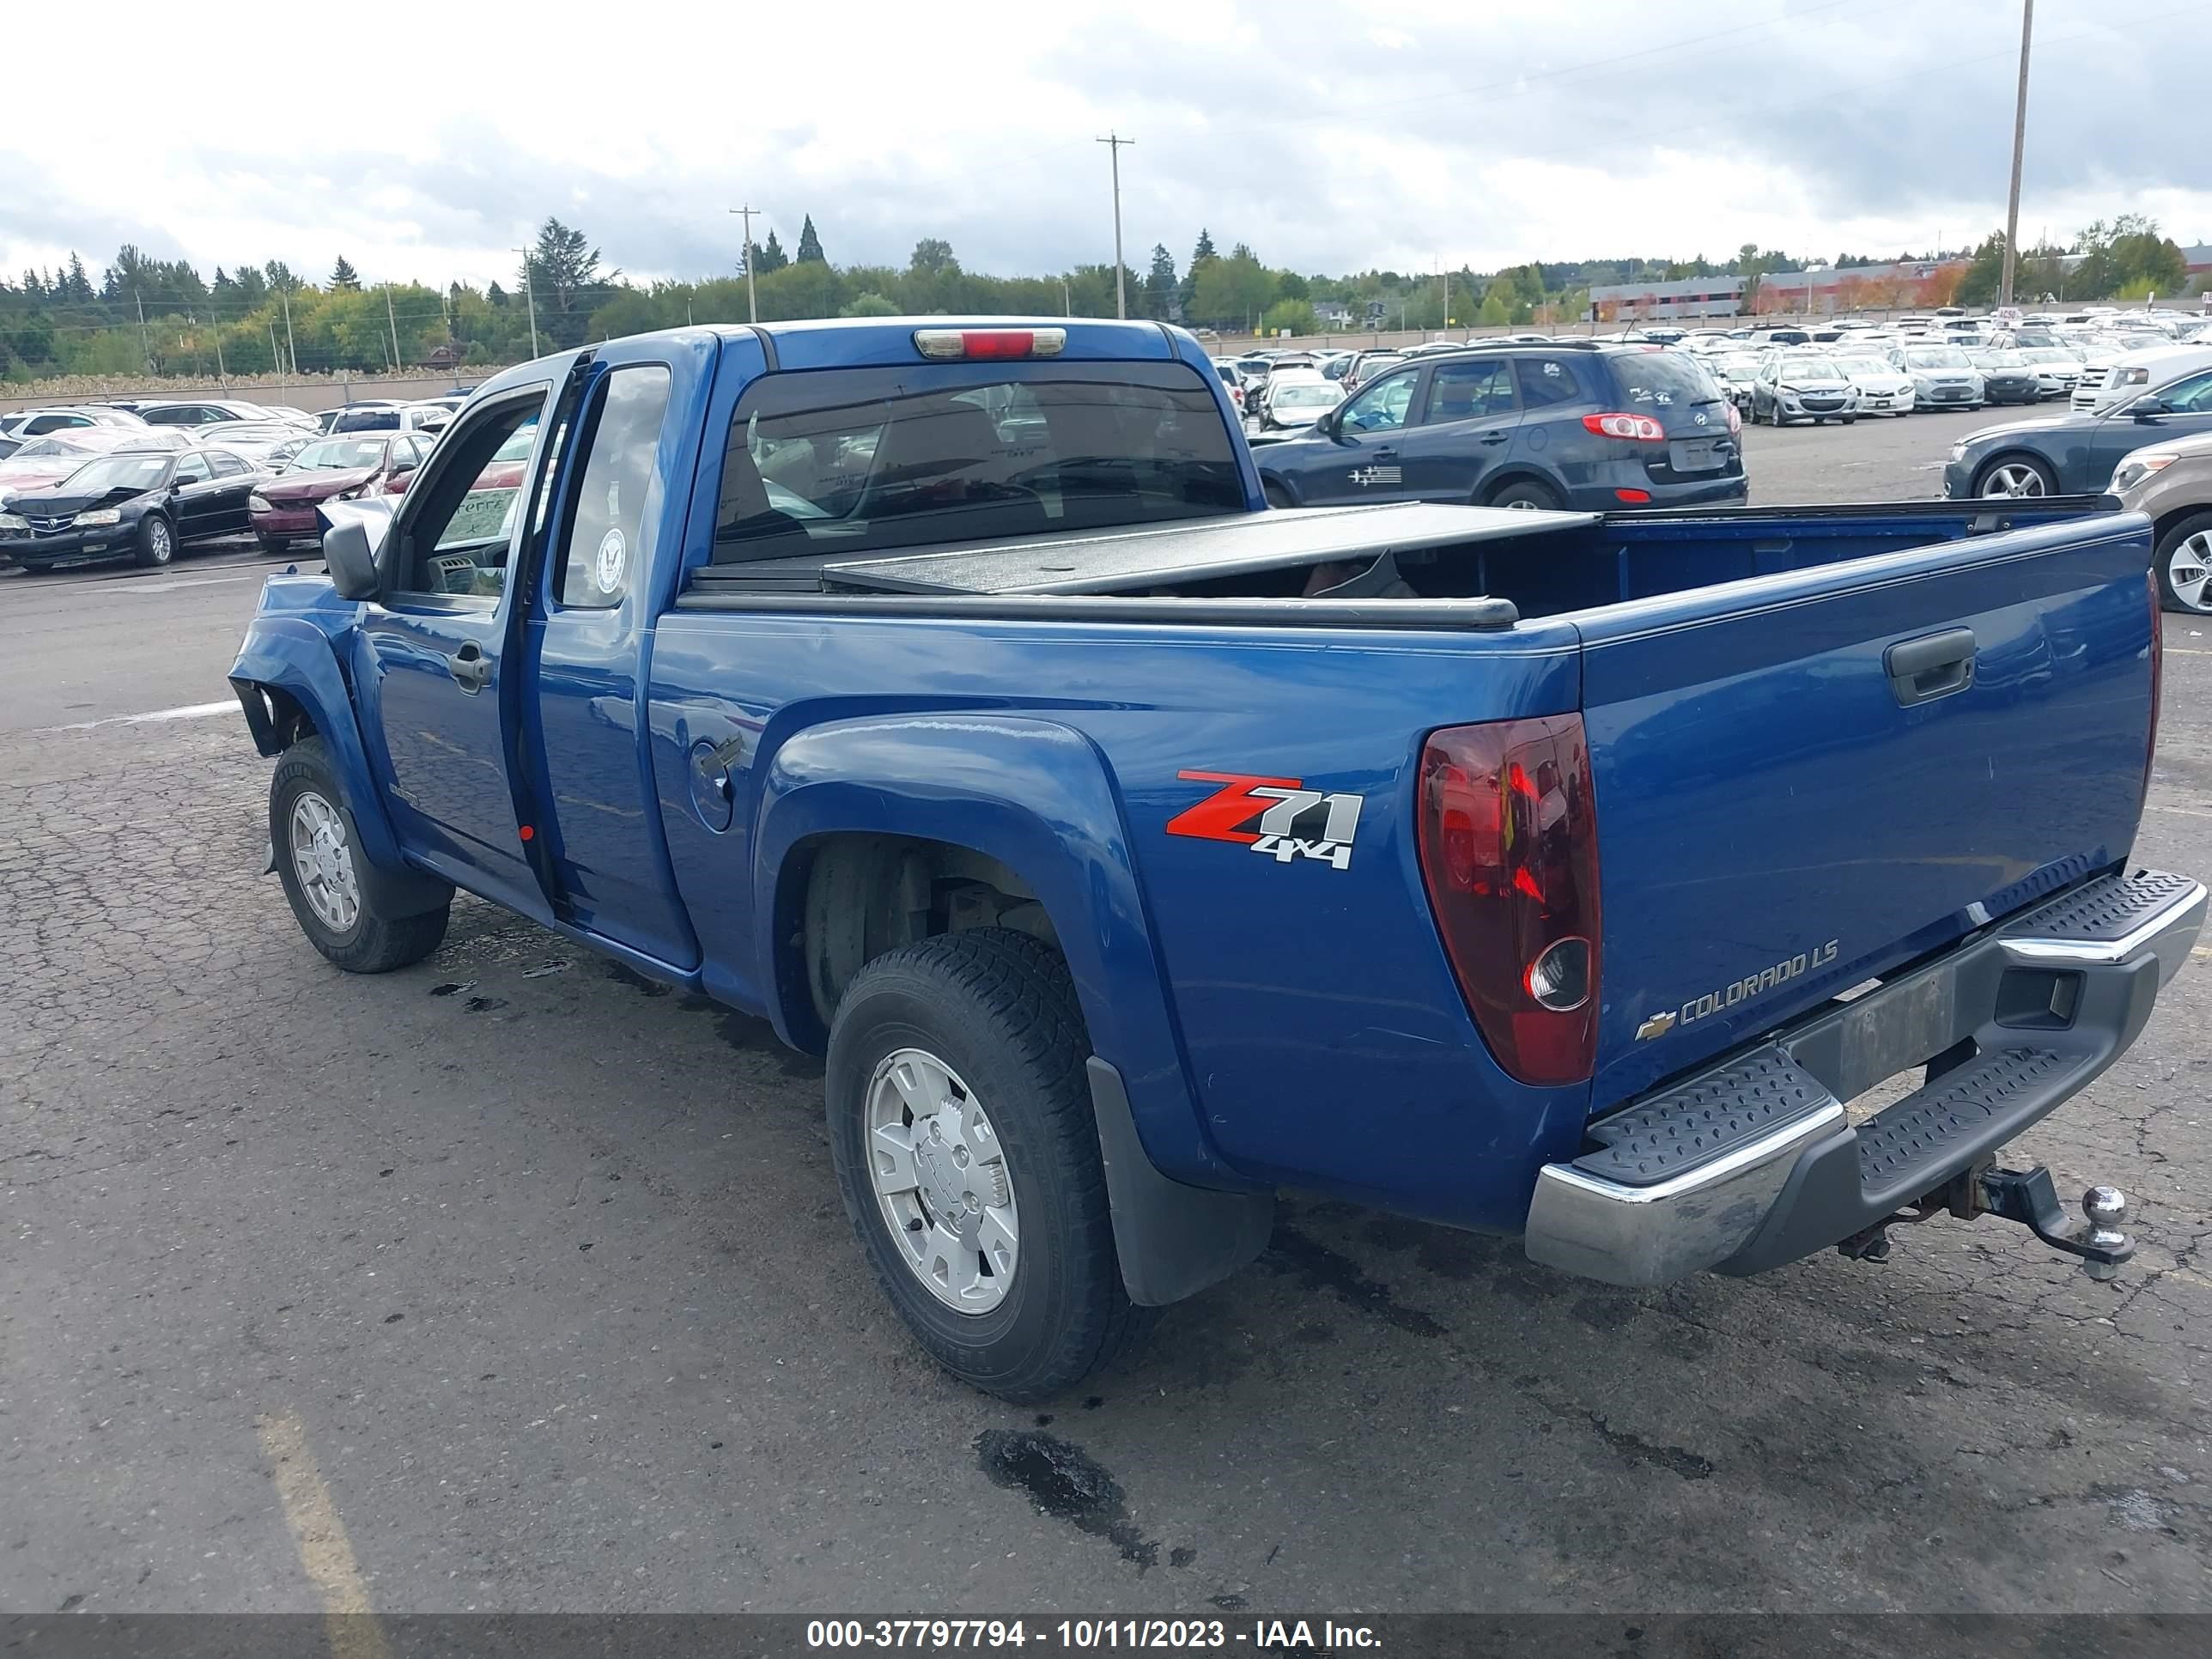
(1975, 454, 2057, 498)
(133, 514, 174, 568)
(825, 930, 1153, 1402)
(2156, 512, 2212, 614)
(1486, 478, 1563, 512)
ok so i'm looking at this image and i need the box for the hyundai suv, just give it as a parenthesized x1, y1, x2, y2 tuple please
(1252, 343, 1746, 513)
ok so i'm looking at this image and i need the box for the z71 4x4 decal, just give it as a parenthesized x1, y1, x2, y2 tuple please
(1164, 770, 1365, 871)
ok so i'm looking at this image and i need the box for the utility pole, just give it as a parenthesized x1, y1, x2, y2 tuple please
(211, 310, 226, 386)
(386, 287, 404, 380)
(1096, 133, 1133, 319)
(269, 319, 281, 376)
(1061, 277, 1072, 317)
(134, 291, 151, 374)
(281, 286, 298, 375)
(512, 247, 540, 356)
(2000, 0, 2034, 307)
(728, 208, 761, 323)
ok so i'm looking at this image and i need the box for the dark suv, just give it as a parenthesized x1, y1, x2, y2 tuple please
(1253, 343, 1746, 513)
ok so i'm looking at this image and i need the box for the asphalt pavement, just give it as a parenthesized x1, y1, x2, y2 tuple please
(5, 410, 2210, 1621)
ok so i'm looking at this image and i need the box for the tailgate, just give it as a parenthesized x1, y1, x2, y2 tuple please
(1577, 517, 2155, 1108)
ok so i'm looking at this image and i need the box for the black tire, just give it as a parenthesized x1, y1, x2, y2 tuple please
(1486, 478, 1564, 512)
(134, 514, 175, 568)
(1841, 414, 1857, 425)
(258, 533, 289, 556)
(270, 737, 449, 973)
(825, 930, 1154, 1403)
(2154, 510, 2212, 614)
(1262, 480, 1294, 509)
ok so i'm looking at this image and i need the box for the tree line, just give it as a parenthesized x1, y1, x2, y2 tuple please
(3, 212, 2199, 386)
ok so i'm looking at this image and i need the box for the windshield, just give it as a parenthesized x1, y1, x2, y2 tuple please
(2021, 349, 2074, 362)
(59, 454, 170, 495)
(290, 439, 391, 471)
(1907, 348, 1972, 368)
(1779, 358, 1842, 383)
(1975, 350, 2026, 367)
(1272, 383, 1341, 409)
(1834, 358, 1890, 378)
(711, 362, 1243, 562)
(13, 438, 88, 459)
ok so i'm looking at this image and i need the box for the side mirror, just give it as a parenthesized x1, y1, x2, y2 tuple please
(321, 517, 381, 599)
(2132, 398, 2169, 419)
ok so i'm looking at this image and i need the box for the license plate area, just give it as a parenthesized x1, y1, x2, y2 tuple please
(1669, 438, 1720, 471)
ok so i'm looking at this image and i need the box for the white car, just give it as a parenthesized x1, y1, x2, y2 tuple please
(1830, 355, 1916, 416)
(1887, 343, 1985, 410)
(1259, 372, 1344, 429)
(2072, 343, 2212, 414)
(2014, 347, 2083, 400)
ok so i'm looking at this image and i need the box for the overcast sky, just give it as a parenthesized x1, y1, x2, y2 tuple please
(3, 0, 2207, 293)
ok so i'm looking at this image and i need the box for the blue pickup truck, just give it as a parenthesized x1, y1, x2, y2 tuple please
(231, 317, 2202, 1401)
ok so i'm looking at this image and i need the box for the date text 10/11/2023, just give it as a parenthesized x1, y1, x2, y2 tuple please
(805, 1620, 1382, 1650)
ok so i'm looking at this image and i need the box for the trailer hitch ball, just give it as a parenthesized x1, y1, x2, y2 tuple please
(2082, 1186, 2128, 1282)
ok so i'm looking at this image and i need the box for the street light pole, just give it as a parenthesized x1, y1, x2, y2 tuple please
(512, 247, 540, 357)
(2000, 0, 2034, 307)
(1096, 133, 1133, 319)
(729, 207, 761, 323)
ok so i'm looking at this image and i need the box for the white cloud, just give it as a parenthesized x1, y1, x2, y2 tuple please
(1, 0, 2205, 291)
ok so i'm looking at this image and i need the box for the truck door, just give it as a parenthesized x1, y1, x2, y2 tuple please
(1400, 356, 1522, 502)
(514, 344, 703, 969)
(351, 381, 560, 919)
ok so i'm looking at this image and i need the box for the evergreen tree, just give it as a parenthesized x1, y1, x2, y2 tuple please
(753, 229, 789, 274)
(64, 252, 94, 301)
(1145, 244, 1177, 321)
(1191, 228, 1217, 268)
(331, 256, 361, 289)
(796, 215, 826, 264)
(264, 260, 301, 294)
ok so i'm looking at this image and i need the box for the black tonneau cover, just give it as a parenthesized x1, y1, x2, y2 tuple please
(810, 501, 1595, 596)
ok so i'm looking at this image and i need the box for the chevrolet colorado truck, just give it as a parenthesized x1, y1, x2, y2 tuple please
(230, 318, 2201, 1401)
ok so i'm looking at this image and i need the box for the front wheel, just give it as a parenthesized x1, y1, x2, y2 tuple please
(825, 930, 1153, 1403)
(1841, 414, 1857, 425)
(1263, 480, 1294, 509)
(2156, 512, 2212, 614)
(258, 533, 289, 556)
(1975, 454, 2057, 499)
(270, 737, 449, 972)
(134, 514, 175, 568)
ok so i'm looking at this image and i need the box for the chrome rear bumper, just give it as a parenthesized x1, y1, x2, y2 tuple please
(1525, 870, 2204, 1286)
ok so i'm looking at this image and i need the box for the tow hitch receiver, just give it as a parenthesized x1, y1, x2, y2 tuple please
(1974, 1168, 2134, 1280)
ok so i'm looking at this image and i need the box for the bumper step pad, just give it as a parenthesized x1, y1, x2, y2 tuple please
(2007, 869, 2198, 944)
(1855, 1046, 2074, 1203)
(1573, 1046, 1837, 1187)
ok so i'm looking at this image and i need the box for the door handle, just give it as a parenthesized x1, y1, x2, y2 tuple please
(1480, 428, 1511, 446)
(448, 641, 493, 694)
(1370, 447, 1399, 460)
(1885, 628, 1976, 706)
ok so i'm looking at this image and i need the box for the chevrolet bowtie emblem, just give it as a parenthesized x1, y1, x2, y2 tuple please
(1635, 1010, 1679, 1042)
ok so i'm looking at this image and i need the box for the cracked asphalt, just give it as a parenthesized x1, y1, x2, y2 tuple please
(3, 419, 2209, 1619)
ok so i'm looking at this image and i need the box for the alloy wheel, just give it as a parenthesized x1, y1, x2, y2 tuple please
(2169, 532, 2212, 614)
(1980, 463, 2050, 498)
(288, 790, 361, 933)
(865, 1048, 1019, 1313)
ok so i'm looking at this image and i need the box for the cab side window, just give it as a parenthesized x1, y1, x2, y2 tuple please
(392, 396, 549, 602)
(555, 366, 672, 611)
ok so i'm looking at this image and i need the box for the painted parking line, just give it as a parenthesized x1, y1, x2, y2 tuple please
(55, 699, 237, 732)
(258, 1411, 392, 1659)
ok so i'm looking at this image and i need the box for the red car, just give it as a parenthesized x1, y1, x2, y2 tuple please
(248, 433, 433, 554)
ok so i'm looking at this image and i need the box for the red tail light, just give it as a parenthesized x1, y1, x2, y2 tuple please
(912, 327, 1066, 361)
(1417, 716, 1601, 1086)
(1582, 411, 1666, 442)
(1725, 402, 1742, 434)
